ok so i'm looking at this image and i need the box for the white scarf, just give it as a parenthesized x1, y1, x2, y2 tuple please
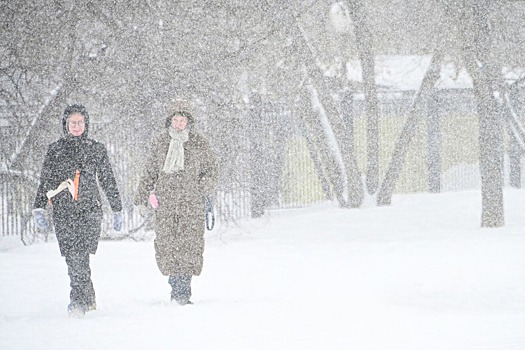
(162, 127, 189, 173)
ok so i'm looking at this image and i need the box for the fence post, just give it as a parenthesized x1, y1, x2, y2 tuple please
(427, 90, 441, 193)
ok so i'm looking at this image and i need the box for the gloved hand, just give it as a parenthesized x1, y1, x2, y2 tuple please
(113, 211, 123, 231)
(149, 193, 158, 209)
(33, 208, 49, 230)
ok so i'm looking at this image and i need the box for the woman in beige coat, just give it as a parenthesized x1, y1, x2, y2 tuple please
(135, 108, 218, 305)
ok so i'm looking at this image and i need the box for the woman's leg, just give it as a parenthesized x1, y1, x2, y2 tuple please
(65, 252, 96, 314)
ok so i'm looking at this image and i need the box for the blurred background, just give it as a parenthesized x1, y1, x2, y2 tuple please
(1, 0, 524, 242)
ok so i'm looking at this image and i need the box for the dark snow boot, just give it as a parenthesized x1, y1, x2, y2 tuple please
(168, 274, 193, 305)
(171, 295, 193, 305)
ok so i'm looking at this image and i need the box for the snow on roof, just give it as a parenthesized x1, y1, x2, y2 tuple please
(346, 55, 524, 91)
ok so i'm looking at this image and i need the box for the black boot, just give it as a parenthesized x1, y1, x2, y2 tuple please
(169, 274, 193, 305)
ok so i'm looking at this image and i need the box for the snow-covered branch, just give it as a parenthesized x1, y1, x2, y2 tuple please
(7, 84, 62, 169)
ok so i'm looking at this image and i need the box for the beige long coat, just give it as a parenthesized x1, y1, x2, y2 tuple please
(135, 128, 218, 276)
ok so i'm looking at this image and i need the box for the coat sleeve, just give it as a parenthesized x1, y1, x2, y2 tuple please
(134, 134, 162, 206)
(198, 136, 219, 196)
(96, 143, 123, 212)
(33, 144, 57, 209)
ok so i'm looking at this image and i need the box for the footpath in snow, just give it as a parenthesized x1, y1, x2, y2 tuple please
(1, 189, 524, 350)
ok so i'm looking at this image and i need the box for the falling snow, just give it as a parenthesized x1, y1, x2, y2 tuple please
(1, 2, 525, 349)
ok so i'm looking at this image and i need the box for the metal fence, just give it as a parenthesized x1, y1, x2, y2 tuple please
(0, 102, 328, 241)
(2, 89, 523, 242)
(0, 173, 38, 243)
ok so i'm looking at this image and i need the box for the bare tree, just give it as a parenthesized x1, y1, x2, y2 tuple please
(297, 21, 364, 208)
(377, 52, 444, 205)
(2, 0, 523, 231)
(451, 0, 506, 227)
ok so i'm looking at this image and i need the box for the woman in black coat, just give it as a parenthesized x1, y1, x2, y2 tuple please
(33, 104, 123, 317)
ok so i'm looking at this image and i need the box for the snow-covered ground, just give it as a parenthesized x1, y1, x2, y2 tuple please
(1, 189, 524, 350)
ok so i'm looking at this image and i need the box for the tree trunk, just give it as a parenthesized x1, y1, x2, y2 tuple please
(469, 64, 505, 227)
(296, 101, 334, 201)
(298, 36, 363, 207)
(248, 94, 266, 218)
(459, 0, 505, 228)
(377, 53, 443, 206)
(505, 92, 525, 188)
(508, 128, 522, 188)
(297, 86, 347, 207)
(347, 0, 380, 195)
(427, 91, 441, 193)
(304, 63, 364, 208)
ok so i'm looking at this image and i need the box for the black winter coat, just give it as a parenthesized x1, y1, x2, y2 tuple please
(34, 136, 122, 256)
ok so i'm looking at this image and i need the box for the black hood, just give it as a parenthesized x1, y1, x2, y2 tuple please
(62, 104, 90, 138)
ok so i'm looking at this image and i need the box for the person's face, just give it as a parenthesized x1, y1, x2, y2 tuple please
(68, 113, 85, 137)
(171, 115, 189, 131)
